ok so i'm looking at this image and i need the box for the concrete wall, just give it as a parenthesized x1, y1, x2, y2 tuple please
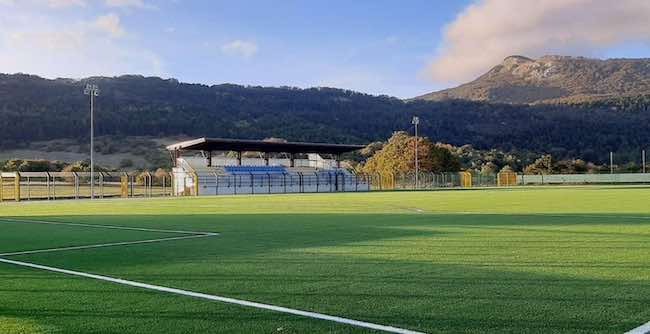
(518, 173, 650, 185)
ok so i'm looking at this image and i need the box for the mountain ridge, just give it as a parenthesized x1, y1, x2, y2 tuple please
(417, 55, 650, 104)
(1, 72, 650, 163)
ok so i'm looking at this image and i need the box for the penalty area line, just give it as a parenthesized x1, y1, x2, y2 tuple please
(0, 257, 427, 334)
(0, 217, 220, 257)
(0, 218, 219, 236)
(0, 234, 215, 257)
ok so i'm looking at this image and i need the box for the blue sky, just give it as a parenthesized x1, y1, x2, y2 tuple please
(139, 0, 470, 97)
(1, 0, 649, 98)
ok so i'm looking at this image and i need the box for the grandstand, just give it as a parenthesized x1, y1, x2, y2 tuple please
(166, 138, 370, 196)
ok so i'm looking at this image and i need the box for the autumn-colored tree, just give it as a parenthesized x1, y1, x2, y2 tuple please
(360, 141, 384, 157)
(524, 155, 555, 175)
(362, 132, 460, 175)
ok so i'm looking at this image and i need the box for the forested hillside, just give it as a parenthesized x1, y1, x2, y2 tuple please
(418, 55, 650, 104)
(1, 73, 649, 163)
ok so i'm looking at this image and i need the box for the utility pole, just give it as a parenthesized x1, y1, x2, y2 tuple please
(610, 152, 614, 175)
(412, 116, 420, 189)
(84, 84, 99, 199)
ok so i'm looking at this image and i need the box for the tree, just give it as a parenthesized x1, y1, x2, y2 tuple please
(1, 72, 650, 165)
(360, 141, 384, 157)
(1, 159, 67, 172)
(153, 168, 170, 186)
(362, 132, 460, 175)
(480, 162, 498, 175)
(524, 155, 555, 175)
(119, 159, 134, 169)
(62, 160, 108, 173)
(499, 165, 514, 173)
(430, 145, 461, 173)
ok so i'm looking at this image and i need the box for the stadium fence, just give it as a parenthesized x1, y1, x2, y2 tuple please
(2, 170, 649, 202)
(0, 171, 171, 202)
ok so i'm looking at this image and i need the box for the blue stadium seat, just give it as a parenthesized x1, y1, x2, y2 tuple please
(225, 166, 287, 175)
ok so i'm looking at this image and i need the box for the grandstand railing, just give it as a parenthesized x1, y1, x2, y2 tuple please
(191, 171, 370, 196)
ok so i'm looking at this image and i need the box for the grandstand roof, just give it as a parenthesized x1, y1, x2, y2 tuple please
(166, 138, 365, 155)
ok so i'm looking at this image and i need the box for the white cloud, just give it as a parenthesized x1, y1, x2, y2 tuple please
(221, 40, 259, 59)
(425, 0, 650, 84)
(93, 13, 125, 38)
(47, 0, 86, 8)
(0, 0, 87, 8)
(104, 0, 154, 9)
(0, 10, 165, 79)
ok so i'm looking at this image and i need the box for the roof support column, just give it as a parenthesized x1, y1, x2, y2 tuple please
(290, 153, 295, 167)
(237, 152, 242, 166)
(207, 151, 212, 167)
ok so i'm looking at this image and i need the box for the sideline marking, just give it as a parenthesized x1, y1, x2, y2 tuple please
(0, 218, 427, 334)
(0, 258, 426, 334)
(437, 212, 650, 220)
(625, 322, 650, 334)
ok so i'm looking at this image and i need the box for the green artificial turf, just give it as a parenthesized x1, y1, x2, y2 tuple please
(1, 187, 649, 333)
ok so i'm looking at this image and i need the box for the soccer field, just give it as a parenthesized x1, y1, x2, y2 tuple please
(1, 187, 649, 334)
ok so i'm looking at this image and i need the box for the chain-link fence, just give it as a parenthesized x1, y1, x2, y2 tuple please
(3, 170, 649, 201)
(0, 171, 173, 201)
(361, 170, 650, 190)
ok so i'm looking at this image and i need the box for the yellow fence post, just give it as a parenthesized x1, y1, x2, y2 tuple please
(120, 174, 129, 198)
(170, 171, 175, 197)
(497, 171, 517, 187)
(461, 171, 472, 188)
(14, 172, 20, 202)
(192, 172, 200, 196)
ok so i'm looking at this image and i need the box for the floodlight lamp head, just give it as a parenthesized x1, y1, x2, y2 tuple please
(411, 116, 420, 125)
(84, 84, 100, 96)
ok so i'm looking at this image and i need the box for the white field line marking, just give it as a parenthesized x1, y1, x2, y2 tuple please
(436, 212, 650, 220)
(0, 258, 427, 334)
(0, 218, 218, 236)
(0, 218, 219, 256)
(0, 218, 427, 334)
(0, 234, 213, 257)
(625, 321, 650, 334)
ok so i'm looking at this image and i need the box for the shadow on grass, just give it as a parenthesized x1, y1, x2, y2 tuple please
(0, 212, 649, 334)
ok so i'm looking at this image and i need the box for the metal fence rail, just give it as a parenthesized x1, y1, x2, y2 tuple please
(0, 171, 172, 202)
(518, 173, 650, 185)
(366, 171, 650, 190)
(3, 170, 649, 202)
(182, 172, 372, 196)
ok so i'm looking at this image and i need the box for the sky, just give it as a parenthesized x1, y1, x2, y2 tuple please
(1, 0, 650, 98)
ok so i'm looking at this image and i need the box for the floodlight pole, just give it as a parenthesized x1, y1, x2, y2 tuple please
(84, 84, 99, 199)
(610, 152, 614, 175)
(412, 116, 420, 189)
(643, 150, 646, 174)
